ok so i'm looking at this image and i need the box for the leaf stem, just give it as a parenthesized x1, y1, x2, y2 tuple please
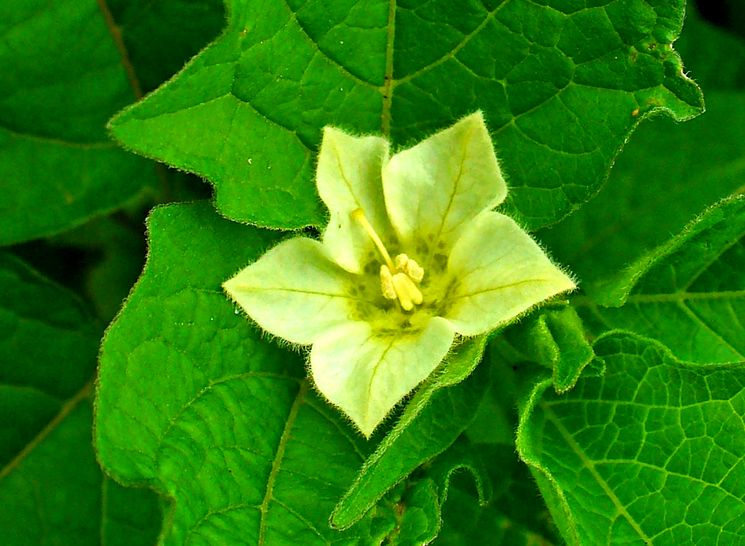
(95, 0, 143, 99)
(96, 0, 174, 202)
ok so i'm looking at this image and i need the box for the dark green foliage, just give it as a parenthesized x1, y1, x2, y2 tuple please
(2, 1, 744, 545)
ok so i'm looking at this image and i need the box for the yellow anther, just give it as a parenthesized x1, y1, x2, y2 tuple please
(353, 208, 425, 311)
(379, 265, 397, 300)
(392, 273, 423, 311)
(395, 253, 424, 283)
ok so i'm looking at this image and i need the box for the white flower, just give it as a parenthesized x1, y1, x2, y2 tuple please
(224, 112, 575, 437)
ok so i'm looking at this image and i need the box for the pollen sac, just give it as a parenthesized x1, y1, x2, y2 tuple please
(380, 262, 425, 311)
(379, 265, 398, 300)
(392, 272, 423, 311)
(394, 254, 424, 283)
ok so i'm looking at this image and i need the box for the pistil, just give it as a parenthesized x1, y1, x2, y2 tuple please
(350, 208, 395, 271)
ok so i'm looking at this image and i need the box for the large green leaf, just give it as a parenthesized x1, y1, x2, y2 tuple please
(537, 9, 745, 366)
(0, 254, 98, 435)
(95, 202, 398, 544)
(0, 0, 159, 245)
(576, 195, 745, 365)
(109, 0, 701, 231)
(0, 253, 160, 546)
(96, 201, 504, 544)
(518, 332, 745, 546)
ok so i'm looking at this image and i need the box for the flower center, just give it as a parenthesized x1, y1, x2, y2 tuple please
(351, 208, 425, 311)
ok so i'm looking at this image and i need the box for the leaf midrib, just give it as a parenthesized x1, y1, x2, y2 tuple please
(573, 288, 745, 307)
(625, 289, 744, 304)
(257, 380, 310, 545)
(380, 0, 396, 135)
(0, 123, 117, 149)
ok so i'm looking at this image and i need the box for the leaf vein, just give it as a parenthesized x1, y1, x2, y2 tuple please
(542, 402, 653, 543)
(0, 381, 91, 480)
(279, 0, 378, 89)
(392, 0, 507, 87)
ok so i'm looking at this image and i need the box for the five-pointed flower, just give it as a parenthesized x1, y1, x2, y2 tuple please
(223, 112, 575, 437)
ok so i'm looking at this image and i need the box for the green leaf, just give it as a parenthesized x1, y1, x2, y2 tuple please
(0, 253, 98, 425)
(538, 9, 745, 367)
(358, 351, 529, 545)
(576, 194, 745, 365)
(540, 8, 745, 293)
(540, 91, 745, 293)
(380, 436, 494, 546)
(95, 202, 398, 545)
(0, 0, 158, 245)
(0, 253, 160, 546)
(499, 305, 595, 393)
(109, 0, 701, 231)
(427, 436, 493, 508)
(518, 332, 745, 546)
(332, 337, 488, 529)
(1, 395, 161, 546)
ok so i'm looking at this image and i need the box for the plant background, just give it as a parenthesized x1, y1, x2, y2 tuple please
(1, 0, 744, 545)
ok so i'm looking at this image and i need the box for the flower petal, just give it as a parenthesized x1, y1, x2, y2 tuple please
(316, 126, 391, 273)
(223, 237, 358, 345)
(382, 112, 507, 257)
(310, 317, 455, 437)
(444, 212, 576, 336)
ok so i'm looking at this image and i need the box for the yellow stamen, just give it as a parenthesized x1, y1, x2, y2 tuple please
(394, 253, 424, 283)
(392, 273, 423, 311)
(379, 265, 397, 300)
(352, 208, 425, 311)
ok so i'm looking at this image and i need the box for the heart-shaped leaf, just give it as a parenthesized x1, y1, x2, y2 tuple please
(109, 0, 702, 230)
